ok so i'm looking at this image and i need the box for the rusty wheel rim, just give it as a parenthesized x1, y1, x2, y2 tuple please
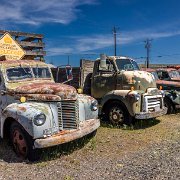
(109, 107, 124, 125)
(12, 129, 27, 158)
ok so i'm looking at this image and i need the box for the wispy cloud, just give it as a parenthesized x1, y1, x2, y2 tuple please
(46, 28, 180, 56)
(0, 0, 97, 25)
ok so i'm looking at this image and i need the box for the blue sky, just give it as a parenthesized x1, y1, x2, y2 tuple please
(1, 0, 180, 66)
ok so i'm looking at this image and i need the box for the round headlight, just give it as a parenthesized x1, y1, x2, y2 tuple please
(91, 99, 98, 111)
(34, 113, 46, 126)
(134, 93, 141, 101)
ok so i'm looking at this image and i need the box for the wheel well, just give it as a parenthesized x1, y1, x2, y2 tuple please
(164, 96, 175, 108)
(102, 99, 128, 114)
(3, 118, 16, 139)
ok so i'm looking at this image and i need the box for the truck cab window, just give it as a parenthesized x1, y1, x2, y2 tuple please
(98, 60, 115, 72)
(6, 67, 33, 81)
(116, 59, 139, 71)
(32, 67, 51, 78)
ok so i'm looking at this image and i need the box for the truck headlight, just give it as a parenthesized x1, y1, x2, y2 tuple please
(91, 99, 98, 111)
(33, 113, 46, 126)
(160, 90, 165, 98)
(134, 93, 141, 101)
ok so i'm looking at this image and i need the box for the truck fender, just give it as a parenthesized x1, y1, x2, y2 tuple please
(1, 103, 46, 138)
(100, 90, 134, 116)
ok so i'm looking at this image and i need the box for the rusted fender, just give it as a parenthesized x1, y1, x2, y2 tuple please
(34, 118, 100, 148)
(100, 89, 136, 116)
(1, 102, 53, 138)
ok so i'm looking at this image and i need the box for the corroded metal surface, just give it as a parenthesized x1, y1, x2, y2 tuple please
(34, 119, 100, 148)
(0, 59, 100, 151)
(10, 82, 77, 100)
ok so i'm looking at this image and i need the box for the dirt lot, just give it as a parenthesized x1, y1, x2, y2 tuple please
(0, 113, 180, 180)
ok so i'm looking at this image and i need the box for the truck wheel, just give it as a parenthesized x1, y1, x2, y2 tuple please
(106, 102, 132, 126)
(10, 122, 40, 161)
(164, 98, 174, 114)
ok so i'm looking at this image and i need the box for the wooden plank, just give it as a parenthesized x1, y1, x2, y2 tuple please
(80, 59, 94, 94)
(17, 41, 45, 47)
(25, 50, 46, 56)
(0, 30, 43, 38)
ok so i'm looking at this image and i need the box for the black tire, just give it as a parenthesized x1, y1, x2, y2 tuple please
(105, 101, 132, 126)
(10, 122, 40, 161)
(164, 97, 174, 114)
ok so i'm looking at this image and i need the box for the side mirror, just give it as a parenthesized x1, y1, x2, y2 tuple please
(99, 54, 107, 70)
(65, 65, 73, 81)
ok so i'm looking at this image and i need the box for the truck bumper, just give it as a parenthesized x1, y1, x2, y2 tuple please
(34, 119, 100, 149)
(135, 107, 167, 119)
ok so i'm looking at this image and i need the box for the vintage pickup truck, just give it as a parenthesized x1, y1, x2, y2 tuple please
(0, 59, 100, 160)
(54, 54, 167, 125)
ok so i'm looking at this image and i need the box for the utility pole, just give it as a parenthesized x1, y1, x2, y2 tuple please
(144, 39, 152, 68)
(113, 26, 117, 56)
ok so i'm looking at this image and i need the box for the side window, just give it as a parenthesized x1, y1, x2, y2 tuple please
(98, 60, 115, 72)
(162, 71, 169, 79)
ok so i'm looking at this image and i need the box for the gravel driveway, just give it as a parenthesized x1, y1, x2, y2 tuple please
(0, 113, 180, 180)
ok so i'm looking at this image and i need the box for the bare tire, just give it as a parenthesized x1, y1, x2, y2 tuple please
(106, 101, 132, 125)
(10, 122, 40, 161)
(164, 97, 174, 114)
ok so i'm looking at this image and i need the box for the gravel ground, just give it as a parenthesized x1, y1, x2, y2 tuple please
(0, 113, 180, 180)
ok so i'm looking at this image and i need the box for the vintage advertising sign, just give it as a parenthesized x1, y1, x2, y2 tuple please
(0, 32, 26, 60)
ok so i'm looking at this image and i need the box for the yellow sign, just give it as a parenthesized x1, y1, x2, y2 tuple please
(0, 33, 26, 60)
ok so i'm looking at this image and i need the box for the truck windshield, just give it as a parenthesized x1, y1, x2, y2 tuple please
(6, 67, 51, 81)
(169, 70, 180, 78)
(32, 67, 51, 78)
(6, 67, 33, 81)
(116, 59, 140, 71)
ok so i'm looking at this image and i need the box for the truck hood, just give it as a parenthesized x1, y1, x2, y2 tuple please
(7, 82, 77, 101)
(156, 79, 180, 91)
(122, 70, 156, 91)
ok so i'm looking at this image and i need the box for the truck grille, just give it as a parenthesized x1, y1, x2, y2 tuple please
(57, 100, 79, 130)
(143, 96, 162, 112)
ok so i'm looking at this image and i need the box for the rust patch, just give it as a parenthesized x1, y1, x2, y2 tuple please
(17, 106, 27, 112)
(8, 82, 77, 100)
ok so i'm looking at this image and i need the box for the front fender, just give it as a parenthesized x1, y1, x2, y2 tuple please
(100, 90, 140, 116)
(2, 102, 53, 138)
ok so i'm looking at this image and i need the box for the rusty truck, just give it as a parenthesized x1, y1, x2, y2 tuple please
(142, 68, 180, 114)
(0, 31, 100, 161)
(54, 54, 167, 125)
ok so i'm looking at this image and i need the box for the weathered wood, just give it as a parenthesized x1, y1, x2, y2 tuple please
(0, 30, 43, 38)
(25, 50, 46, 56)
(0, 30, 45, 61)
(17, 41, 45, 48)
(80, 59, 94, 94)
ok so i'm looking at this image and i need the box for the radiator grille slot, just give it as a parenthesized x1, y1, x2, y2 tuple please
(143, 96, 162, 112)
(57, 100, 79, 130)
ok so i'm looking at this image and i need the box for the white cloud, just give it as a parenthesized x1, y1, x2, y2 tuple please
(0, 0, 97, 25)
(46, 29, 180, 56)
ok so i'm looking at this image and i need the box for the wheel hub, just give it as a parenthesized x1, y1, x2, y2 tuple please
(109, 107, 124, 124)
(13, 130, 27, 157)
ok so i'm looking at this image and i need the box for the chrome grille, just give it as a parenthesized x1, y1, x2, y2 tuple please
(143, 96, 161, 112)
(57, 100, 79, 130)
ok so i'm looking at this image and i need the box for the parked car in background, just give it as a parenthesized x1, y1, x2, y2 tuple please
(156, 68, 180, 82)
(142, 68, 180, 114)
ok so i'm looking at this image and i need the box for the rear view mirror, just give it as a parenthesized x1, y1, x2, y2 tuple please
(65, 65, 73, 80)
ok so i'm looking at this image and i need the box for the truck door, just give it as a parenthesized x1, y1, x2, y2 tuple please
(91, 60, 116, 99)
